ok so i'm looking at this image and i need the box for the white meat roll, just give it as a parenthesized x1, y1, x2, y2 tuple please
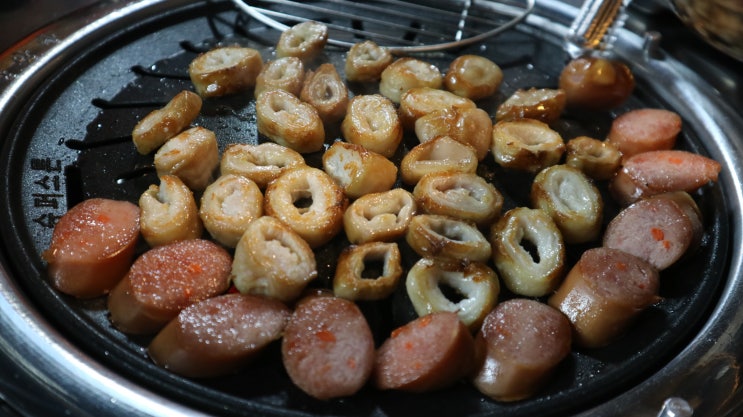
(132, 90, 202, 155)
(565, 136, 622, 181)
(491, 207, 566, 297)
(379, 57, 442, 104)
(400, 135, 478, 185)
(333, 241, 403, 301)
(443, 54, 503, 100)
(264, 166, 347, 248)
(199, 174, 263, 248)
(188, 46, 263, 98)
(154, 126, 219, 191)
(406, 258, 500, 331)
(530, 165, 603, 244)
(491, 119, 565, 174)
(341, 94, 402, 158)
(405, 214, 491, 263)
(138, 175, 203, 248)
(322, 140, 397, 199)
(299, 63, 348, 124)
(413, 171, 503, 228)
(256, 89, 325, 154)
(220, 142, 305, 189)
(343, 188, 417, 244)
(398, 87, 476, 131)
(254, 56, 305, 97)
(344, 40, 392, 83)
(495, 87, 566, 125)
(231, 216, 317, 303)
(414, 106, 493, 161)
(275, 21, 329, 62)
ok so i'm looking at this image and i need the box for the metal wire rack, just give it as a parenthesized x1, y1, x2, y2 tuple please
(231, 0, 536, 53)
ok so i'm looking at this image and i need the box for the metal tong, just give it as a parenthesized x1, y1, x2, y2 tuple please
(565, 0, 631, 57)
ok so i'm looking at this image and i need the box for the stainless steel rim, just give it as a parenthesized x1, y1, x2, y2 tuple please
(1, 1, 741, 416)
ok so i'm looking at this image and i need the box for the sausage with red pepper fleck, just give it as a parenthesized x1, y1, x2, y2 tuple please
(108, 239, 232, 335)
(548, 247, 661, 348)
(471, 299, 571, 402)
(148, 293, 290, 378)
(374, 311, 476, 392)
(281, 294, 375, 400)
(43, 198, 140, 298)
(603, 192, 703, 270)
(609, 149, 721, 206)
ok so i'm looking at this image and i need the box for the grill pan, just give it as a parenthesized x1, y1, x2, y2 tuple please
(1, 0, 742, 416)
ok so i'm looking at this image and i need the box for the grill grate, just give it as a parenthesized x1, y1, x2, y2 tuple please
(231, 0, 535, 52)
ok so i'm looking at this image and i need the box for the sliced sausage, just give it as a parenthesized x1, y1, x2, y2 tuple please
(148, 293, 290, 378)
(603, 192, 703, 270)
(108, 239, 232, 335)
(548, 247, 661, 348)
(43, 198, 140, 298)
(471, 299, 571, 402)
(609, 149, 721, 206)
(281, 294, 375, 400)
(606, 108, 682, 159)
(374, 311, 476, 392)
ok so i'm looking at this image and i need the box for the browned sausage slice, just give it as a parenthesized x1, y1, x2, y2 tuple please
(606, 108, 681, 159)
(43, 198, 140, 298)
(148, 293, 290, 378)
(603, 193, 702, 270)
(108, 239, 232, 334)
(471, 299, 571, 402)
(281, 294, 375, 400)
(374, 311, 476, 392)
(609, 149, 721, 206)
(548, 247, 661, 348)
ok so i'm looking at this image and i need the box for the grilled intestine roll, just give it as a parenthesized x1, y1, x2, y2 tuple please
(343, 188, 417, 244)
(132, 90, 202, 155)
(231, 216, 317, 303)
(530, 165, 603, 244)
(220, 142, 305, 189)
(333, 241, 403, 301)
(413, 171, 503, 228)
(264, 166, 347, 248)
(154, 126, 219, 191)
(491, 119, 565, 174)
(495, 87, 566, 125)
(139, 175, 203, 248)
(379, 57, 443, 104)
(254, 56, 305, 98)
(199, 174, 263, 248)
(414, 106, 493, 161)
(565, 136, 622, 181)
(256, 89, 325, 154)
(341, 94, 403, 158)
(344, 40, 393, 83)
(275, 21, 329, 63)
(398, 87, 476, 131)
(406, 258, 500, 331)
(491, 207, 566, 297)
(405, 214, 491, 263)
(188, 46, 263, 98)
(299, 63, 348, 124)
(443, 54, 503, 101)
(400, 136, 478, 185)
(322, 140, 398, 199)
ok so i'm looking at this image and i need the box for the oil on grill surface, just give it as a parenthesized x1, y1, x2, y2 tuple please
(7, 1, 726, 416)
